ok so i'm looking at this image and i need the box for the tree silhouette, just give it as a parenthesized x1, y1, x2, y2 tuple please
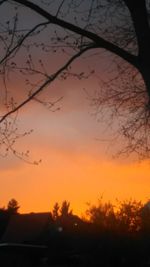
(116, 199, 143, 233)
(86, 198, 144, 234)
(0, 0, 150, 159)
(86, 200, 117, 232)
(7, 198, 20, 214)
(52, 202, 60, 220)
(60, 201, 72, 218)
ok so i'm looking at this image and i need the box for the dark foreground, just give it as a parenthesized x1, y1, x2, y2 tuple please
(1, 234, 150, 267)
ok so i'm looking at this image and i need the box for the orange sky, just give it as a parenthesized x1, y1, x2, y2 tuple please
(0, 94, 150, 216)
(0, 141, 150, 216)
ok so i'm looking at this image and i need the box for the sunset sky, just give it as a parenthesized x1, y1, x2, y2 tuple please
(1, 83, 150, 215)
(0, 0, 150, 216)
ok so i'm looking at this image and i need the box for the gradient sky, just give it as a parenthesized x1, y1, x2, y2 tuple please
(0, 1, 150, 216)
(0, 81, 150, 215)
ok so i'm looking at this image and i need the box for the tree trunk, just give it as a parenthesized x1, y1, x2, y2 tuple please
(140, 66, 150, 103)
(124, 0, 150, 102)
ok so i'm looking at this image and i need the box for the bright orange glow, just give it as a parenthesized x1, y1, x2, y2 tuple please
(0, 143, 150, 216)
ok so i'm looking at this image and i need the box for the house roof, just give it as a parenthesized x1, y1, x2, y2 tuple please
(0, 212, 53, 244)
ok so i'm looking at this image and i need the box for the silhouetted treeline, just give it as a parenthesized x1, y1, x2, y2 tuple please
(49, 198, 150, 235)
(46, 199, 150, 266)
(1, 198, 150, 266)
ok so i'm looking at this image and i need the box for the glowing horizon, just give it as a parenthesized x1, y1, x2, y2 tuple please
(1, 104, 150, 216)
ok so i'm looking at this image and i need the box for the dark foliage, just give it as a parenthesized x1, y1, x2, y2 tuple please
(1, 198, 150, 266)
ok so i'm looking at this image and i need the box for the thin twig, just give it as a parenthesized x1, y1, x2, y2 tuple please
(0, 44, 97, 123)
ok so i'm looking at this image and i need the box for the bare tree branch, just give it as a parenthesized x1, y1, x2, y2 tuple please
(0, 44, 97, 123)
(56, 0, 65, 17)
(12, 0, 138, 67)
(0, 0, 149, 160)
(0, 21, 50, 65)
